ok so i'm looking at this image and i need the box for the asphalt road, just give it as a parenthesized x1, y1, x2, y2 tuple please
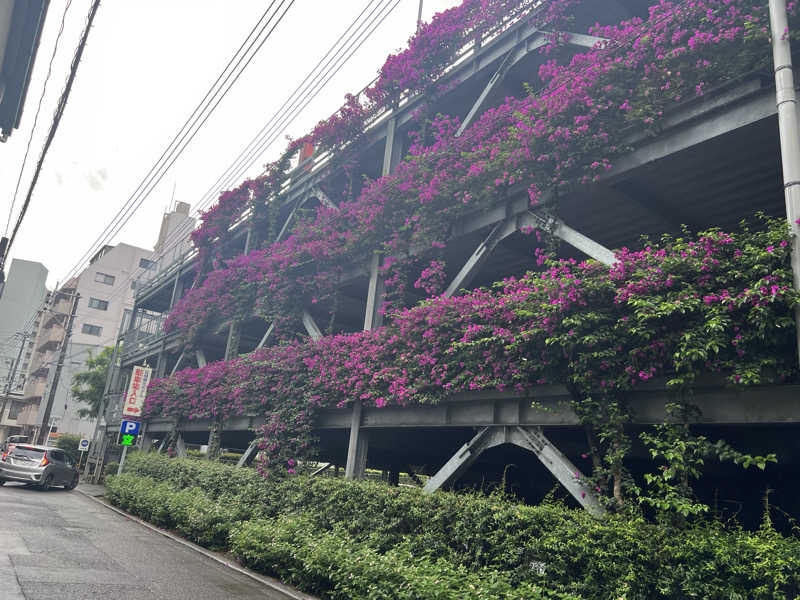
(0, 481, 293, 600)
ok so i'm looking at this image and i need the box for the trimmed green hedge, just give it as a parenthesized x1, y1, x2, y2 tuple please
(108, 453, 800, 599)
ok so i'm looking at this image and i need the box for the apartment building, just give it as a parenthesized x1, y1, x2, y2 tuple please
(14, 202, 195, 440)
(17, 243, 152, 438)
(0, 259, 48, 442)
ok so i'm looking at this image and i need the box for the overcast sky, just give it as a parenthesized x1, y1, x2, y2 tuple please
(1, 0, 460, 289)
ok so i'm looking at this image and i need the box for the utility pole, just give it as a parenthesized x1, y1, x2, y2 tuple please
(85, 312, 128, 480)
(36, 292, 79, 445)
(0, 332, 29, 421)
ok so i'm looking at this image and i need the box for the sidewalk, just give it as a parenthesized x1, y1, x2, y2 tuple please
(77, 482, 106, 497)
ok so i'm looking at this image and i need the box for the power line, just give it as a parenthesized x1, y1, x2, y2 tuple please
(195, 0, 396, 210)
(131, 0, 398, 281)
(0, 0, 102, 275)
(59, 0, 297, 286)
(4, 0, 74, 237)
(9, 0, 405, 366)
(48, 0, 400, 318)
(58, 0, 285, 281)
(130, 0, 401, 290)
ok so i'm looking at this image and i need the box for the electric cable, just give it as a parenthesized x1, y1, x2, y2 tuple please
(47, 0, 400, 317)
(4, 0, 74, 237)
(59, 0, 295, 284)
(0, 0, 101, 273)
(195, 0, 395, 210)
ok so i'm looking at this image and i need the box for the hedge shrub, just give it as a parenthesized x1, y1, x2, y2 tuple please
(230, 515, 578, 600)
(111, 453, 800, 599)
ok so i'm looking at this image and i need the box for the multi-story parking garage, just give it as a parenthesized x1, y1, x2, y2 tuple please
(93, 0, 800, 522)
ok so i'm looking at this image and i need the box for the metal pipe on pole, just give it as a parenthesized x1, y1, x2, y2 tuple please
(769, 0, 800, 364)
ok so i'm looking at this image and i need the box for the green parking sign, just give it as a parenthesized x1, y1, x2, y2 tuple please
(119, 433, 138, 446)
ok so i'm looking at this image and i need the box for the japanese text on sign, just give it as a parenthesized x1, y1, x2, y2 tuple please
(122, 365, 152, 417)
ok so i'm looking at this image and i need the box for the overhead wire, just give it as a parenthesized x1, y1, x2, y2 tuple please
(0, 0, 101, 273)
(4, 0, 74, 237)
(194, 0, 397, 211)
(107, 0, 404, 298)
(59, 0, 296, 285)
(11, 0, 412, 372)
(48, 0, 403, 319)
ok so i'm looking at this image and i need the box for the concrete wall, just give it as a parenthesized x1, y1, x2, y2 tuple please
(72, 243, 152, 347)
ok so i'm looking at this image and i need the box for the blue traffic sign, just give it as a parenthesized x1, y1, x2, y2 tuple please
(120, 420, 141, 436)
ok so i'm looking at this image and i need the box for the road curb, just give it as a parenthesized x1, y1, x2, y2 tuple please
(76, 487, 316, 600)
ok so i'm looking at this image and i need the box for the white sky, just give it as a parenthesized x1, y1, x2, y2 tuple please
(1, 0, 460, 289)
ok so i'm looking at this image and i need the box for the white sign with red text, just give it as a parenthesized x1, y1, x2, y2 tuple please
(122, 365, 152, 418)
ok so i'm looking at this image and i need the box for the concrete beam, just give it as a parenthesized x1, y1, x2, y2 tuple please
(382, 117, 399, 177)
(225, 321, 241, 360)
(514, 426, 605, 516)
(236, 441, 258, 467)
(344, 400, 366, 480)
(175, 433, 187, 458)
(255, 321, 275, 349)
(444, 218, 516, 296)
(423, 427, 495, 492)
(456, 44, 530, 137)
(423, 425, 604, 516)
(312, 186, 337, 210)
(275, 201, 299, 243)
(608, 83, 774, 180)
(363, 253, 385, 330)
(520, 210, 616, 265)
(170, 351, 185, 376)
(301, 310, 323, 341)
(316, 384, 800, 429)
(144, 383, 800, 434)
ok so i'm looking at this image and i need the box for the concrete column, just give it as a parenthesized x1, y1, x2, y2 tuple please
(175, 433, 187, 458)
(344, 400, 365, 479)
(224, 321, 241, 360)
(207, 418, 222, 460)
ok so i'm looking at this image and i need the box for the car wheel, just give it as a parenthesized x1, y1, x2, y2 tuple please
(64, 474, 78, 490)
(40, 474, 53, 491)
(0, 479, 5, 486)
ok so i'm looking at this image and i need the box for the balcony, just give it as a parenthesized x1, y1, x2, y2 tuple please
(15, 401, 41, 427)
(119, 310, 172, 363)
(36, 325, 64, 352)
(133, 243, 194, 304)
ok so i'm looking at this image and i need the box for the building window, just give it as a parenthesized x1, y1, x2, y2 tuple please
(9, 401, 25, 420)
(95, 272, 116, 285)
(88, 297, 109, 310)
(82, 324, 103, 336)
(139, 258, 155, 270)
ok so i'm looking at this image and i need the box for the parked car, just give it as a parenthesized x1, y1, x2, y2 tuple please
(1, 435, 29, 455)
(0, 445, 79, 490)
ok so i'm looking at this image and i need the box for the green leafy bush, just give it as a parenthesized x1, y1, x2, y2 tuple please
(55, 434, 82, 464)
(124, 451, 265, 500)
(108, 455, 800, 599)
(102, 461, 119, 480)
(230, 516, 577, 600)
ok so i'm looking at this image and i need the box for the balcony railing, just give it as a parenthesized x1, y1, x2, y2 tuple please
(121, 310, 167, 358)
(133, 242, 194, 301)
